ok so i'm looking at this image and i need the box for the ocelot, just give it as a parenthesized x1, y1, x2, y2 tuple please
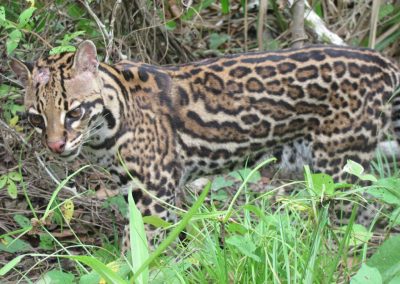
(10, 41, 400, 246)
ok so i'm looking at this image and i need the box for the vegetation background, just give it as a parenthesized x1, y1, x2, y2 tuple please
(1, 0, 400, 283)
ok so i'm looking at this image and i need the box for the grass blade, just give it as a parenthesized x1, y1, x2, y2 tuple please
(128, 191, 149, 284)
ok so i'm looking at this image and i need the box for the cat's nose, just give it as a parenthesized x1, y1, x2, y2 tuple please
(47, 140, 66, 153)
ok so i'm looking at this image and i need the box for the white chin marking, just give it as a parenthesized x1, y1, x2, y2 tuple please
(59, 147, 81, 161)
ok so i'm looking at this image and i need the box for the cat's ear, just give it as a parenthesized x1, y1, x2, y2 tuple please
(73, 40, 99, 73)
(9, 58, 32, 87)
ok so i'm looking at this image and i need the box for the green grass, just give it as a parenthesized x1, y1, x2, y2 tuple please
(2, 159, 400, 283)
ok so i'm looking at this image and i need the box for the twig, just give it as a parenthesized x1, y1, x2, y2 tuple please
(369, 0, 381, 48)
(106, 0, 122, 62)
(244, 0, 248, 52)
(290, 0, 306, 48)
(257, 0, 268, 50)
(79, 0, 109, 60)
(287, 0, 345, 45)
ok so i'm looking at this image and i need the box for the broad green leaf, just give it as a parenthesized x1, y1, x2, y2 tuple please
(369, 178, 400, 205)
(103, 195, 128, 217)
(379, 4, 394, 20)
(0, 236, 31, 253)
(389, 275, 400, 284)
(38, 270, 75, 284)
(6, 29, 22, 54)
(8, 171, 22, 182)
(7, 180, 17, 199)
(351, 264, 382, 284)
(211, 176, 233, 191)
(39, 234, 54, 250)
(13, 214, 30, 228)
(211, 189, 228, 201)
(336, 224, 372, 246)
(229, 168, 261, 183)
(165, 20, 176, 30)
(389, 208, 400, 225)
(18, 7, 36, 28)
(128, 191, 149, 284)
(226, 235, 260, 262)
(226, 222, 248, 235)
(309, 173, 335, 196)
(343, 160, 377, 182)
(142, 215, 171, 229)
(0, 175, 7, 189)
(367, 235, 400, 282)
(0, 255, 24, 276)
(79, 260, 131, 284)
(209, 33, 230, 50)
(65, 256, 127, 284)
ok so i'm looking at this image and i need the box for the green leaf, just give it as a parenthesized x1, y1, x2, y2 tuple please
(343, 160, 377, 182)
(0, 6, 5, 25)
(8, 171, 22, 182)
(18, 7, 36, 28)
(65, 256, 127, 284)
(13, 214, 30, 228)
(103, 195, 128, 217)
(128, 192, 149, 284)
(367, 235, 400, 282)
(67, 3, 85, 19)
(309, 173, 335, 196)
(79, 260, 131, 284)
(7, 180, 17, 199)
(0, 175, 7, 189)
(39, 234, 54, 250)
(226, 235, 261, 262)
(0, 255, 24, 276)
(49, 45, 76, 55)
(336, 224, 372, 246)
(61, 31, 85, 45)
(389, 208, 400, 225)
(132, 182, 211, 282)
(211, 176, 234, 191)
(211, 189, 228, 201)
(6, 29, 22, 54)
(209, 33, 230, 50)
(0, 236, 31, 253)
(229, 168, 261, 183)
(165, 20, 176, 30)
(379, 4, 394, 20)
(351, 264, 382, 284)
(369, 178, 400, 205)
(38, 270, 75, 284)
(221, 0, 229, 14)
(142, 215, 171, 229)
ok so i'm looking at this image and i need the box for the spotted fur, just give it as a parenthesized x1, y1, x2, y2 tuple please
(10, 41, 400, 246)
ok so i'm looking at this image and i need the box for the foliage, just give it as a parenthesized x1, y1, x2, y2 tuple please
(0, 0, 399, 282)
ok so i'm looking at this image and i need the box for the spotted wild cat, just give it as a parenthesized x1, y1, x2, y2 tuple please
(10, 41, 400, 245)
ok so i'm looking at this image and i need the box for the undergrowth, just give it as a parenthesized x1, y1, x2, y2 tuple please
(2, 159, 400, 283)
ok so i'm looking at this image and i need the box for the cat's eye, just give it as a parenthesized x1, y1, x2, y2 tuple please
(67, 106, 83, 119)
(28, 113, 44, 128)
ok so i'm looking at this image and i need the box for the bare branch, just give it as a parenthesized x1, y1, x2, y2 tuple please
(257, 0, 268, 51)
(290, 0, 306, 48)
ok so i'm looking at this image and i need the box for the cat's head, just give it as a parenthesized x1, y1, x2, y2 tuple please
(10, 40, 104, 160)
